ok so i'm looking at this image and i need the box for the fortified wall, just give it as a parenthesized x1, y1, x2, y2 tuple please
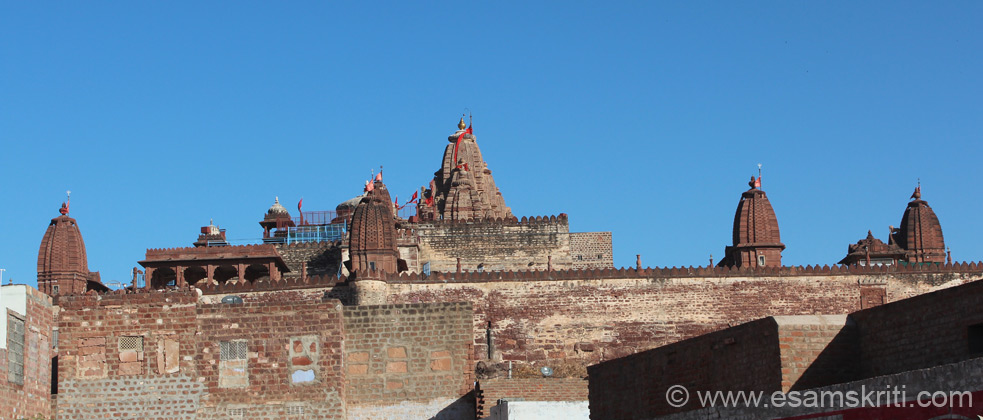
(190, 262, 983, 373)
(52, 290, 474, 420)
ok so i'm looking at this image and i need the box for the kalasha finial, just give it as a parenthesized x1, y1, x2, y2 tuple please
(59, 202, 68, 215)
(748, 175, 757, 189)
(458, 115, 466, 130)
(910, 186, 921, 200)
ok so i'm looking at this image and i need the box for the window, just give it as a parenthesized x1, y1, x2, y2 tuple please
(7, 314, 25, 385)
(220, 341, 248, 361)
(369, 261, 376, 271)
(758, 255, 766, 266)
(219, 340, 249, 388)
(969, 324, 983, 354)
(52, 285, 60, 295)
(119, 336, 144, 352)
(118, 336, 145, 375)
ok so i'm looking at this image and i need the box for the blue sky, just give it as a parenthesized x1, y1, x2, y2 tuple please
(1, 2, 981, 287)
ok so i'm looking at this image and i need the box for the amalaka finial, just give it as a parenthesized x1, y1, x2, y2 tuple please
(458, 115, 466, 130)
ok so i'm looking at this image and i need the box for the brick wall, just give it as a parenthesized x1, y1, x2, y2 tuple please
(414, 217, 574, 272)
(55, 290, 347, 420)
(384, 266, 979, 371)
(56, 291, 202, 419)
(477, 378, 588, 418)
(0, 286, 53, 420)
(195, 299, 346, 419)
(587, 317, 783, 419)
(775, 315, 858, 391)
(343, 302, 475, 418)
(851, 277, 983, 379)
(569, 232, 613, 269)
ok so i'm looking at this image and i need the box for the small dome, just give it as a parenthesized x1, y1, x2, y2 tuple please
(267, 196, 290, 217)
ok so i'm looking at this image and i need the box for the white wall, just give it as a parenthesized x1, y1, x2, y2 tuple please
(0, 284, 29, 349)
(488, 401, 590, 420)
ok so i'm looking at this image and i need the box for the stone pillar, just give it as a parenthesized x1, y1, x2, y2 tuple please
(176, 265, 186, 287)
(144, 267, 155, 290)
(206, 265, 215, 284)
(237, 263, 246, 285)
(268, 262, 278, 282)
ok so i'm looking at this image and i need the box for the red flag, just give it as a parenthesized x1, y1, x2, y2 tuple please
(298, 198, 303, 211)
(410, 191, 418, 202)
(394, 196, 399, 209)
(365, 181, 374, 192)
(375, 172, 383, 182)
(754, 177, 761, 188)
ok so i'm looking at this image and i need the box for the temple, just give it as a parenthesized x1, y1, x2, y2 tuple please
(717, 175, 785, 268)
(3, 116, 979, 420)
(838, 186, 948, 266)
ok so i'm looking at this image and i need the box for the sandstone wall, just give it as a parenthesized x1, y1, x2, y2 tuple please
(343, 302, 475, 419)
(413, 217, 574, 272)
(569, 232, 613, 269)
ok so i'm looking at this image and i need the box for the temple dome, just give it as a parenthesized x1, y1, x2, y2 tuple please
(37, 205, 103, 295)
(718, 176, 785, 268)
(349, 181, 399, 274)
(266, 196, 290, 218)
(894, 188, 945, 263)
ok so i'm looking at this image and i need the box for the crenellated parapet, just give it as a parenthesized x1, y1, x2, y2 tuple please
(197, 273, 346, 295)
(144, 243, 283, 260)
(378, 261, 983, 284)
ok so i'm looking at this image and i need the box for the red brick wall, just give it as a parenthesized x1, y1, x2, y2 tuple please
(196, 299, 346, 419)
(0, 286, 53, 420)
(56, 291, 201, 419)
(477, 378, 588, 418)
(587, 317, 783, 419)
(851, 278, 983, 378)
(776, 316, 858, 391)
(55, 290, 347, 419)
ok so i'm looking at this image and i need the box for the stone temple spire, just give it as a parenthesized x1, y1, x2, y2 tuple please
(37, 201, 104, 295)
(718, 175, 785, 268)
(419, 116, 512, 221)
(893, 185, 946, 263)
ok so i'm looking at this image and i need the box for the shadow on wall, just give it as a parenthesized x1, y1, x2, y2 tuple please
(431, 391, 476, 420)
(789, 323, 861, 392)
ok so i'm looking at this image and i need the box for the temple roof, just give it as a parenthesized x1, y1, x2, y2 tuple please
(731, 177, 784, 249)
(37, 212, 89, 277)
(894, 187, 946, 263)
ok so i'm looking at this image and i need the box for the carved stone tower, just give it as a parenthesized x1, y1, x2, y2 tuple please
(418, 117, 512, 221)
(37, 202, 98, 296)
(893, 186, 945, 263)
(349, 179, 399, 305)
(718, 176, 785, 268)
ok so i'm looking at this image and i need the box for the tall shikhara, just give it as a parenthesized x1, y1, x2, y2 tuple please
(718, 176, 785, 268)
(418, 117, 512, 221)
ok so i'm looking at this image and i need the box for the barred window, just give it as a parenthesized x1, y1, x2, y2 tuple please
(220, 340, 248, 361)
(227, 407, 246, 418)
(119, 336, 144, 352)
(286, 406, 305, 415)
(7, 314, 25, 385)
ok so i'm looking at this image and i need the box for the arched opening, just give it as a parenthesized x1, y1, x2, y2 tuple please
(214, 265, 238, 284)
(244, 264, 270, 283)
(184, 266, 207, 286)
(151, 267, 176, 289)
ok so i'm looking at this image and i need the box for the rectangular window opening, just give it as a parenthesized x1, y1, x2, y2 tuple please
(220, 340, 248, 361)
(7, 314, 25, 385)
